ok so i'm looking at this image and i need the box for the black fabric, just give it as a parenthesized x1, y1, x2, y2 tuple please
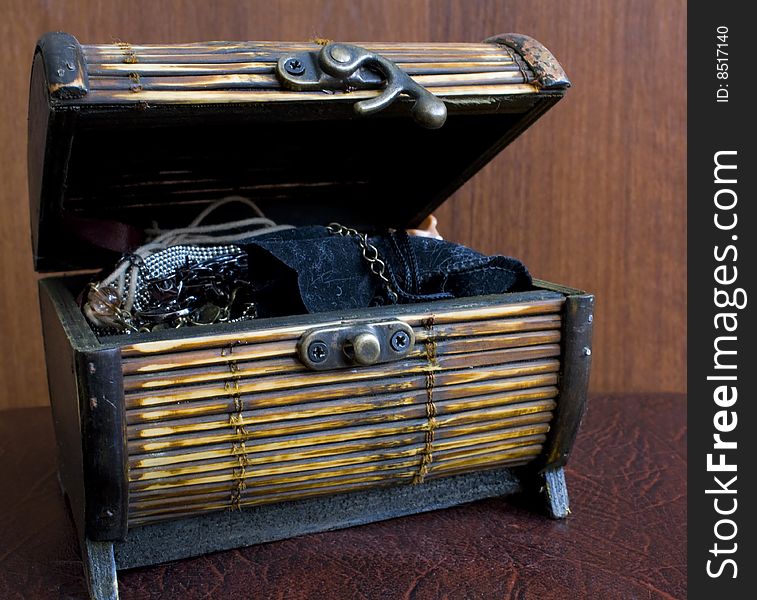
(239, 226, 531, 317)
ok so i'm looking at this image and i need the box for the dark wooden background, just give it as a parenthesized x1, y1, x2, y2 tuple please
(0, 0, 686, 409)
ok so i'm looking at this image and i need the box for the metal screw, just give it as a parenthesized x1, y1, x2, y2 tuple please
(284, 57, 305, 76)
(329, 45, 352, 64)
(390, 330, 410, 352)
(308, 341, 329, 363)
(583, 346, 592, 356)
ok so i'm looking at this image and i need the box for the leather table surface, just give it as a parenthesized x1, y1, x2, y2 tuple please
(0, 393, 686, 599)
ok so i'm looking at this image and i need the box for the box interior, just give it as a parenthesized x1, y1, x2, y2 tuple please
(31, 85, 562, 272)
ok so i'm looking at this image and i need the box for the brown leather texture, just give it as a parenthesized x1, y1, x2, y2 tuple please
(0, 393, 686, 599)
(0, 0, 686, 410)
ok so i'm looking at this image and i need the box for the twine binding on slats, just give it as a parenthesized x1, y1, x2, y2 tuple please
(414, 316, 438, 484)
(225, 360, 247, 510)
(128, 72, 142, 93)
(118, 41, 137, 64)
(121, 299, 564, 524)
(221, 341, 243, 357)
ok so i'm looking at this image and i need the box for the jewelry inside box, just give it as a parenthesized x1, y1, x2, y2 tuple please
(83, 198, 531, 336)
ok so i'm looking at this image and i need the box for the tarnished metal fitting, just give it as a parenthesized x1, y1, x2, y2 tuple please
(298, 320, 415, 370)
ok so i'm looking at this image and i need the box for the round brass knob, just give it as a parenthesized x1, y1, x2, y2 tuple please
(351, 332, 382, 365)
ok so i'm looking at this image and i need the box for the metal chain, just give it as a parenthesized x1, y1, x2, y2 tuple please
(86, 252, 257, 334)
(326, 223, 399, 303)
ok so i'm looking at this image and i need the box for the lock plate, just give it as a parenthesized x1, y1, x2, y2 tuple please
(276, 42, 447, 128)
(298, 321, 415, 370)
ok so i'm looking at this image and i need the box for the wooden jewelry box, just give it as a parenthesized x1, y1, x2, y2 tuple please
(29, 32, 593, 599)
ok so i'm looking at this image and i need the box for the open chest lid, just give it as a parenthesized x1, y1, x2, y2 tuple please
(28, 32, 569, 272)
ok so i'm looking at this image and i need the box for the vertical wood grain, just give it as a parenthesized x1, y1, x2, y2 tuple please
(0, 0, 685, 408)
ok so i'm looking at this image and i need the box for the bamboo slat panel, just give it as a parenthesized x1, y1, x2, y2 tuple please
(77, 40, 536, 104)
(124, 298, 564, 526)
(121, 297, 563, 356)
(88, 70, 527, 91)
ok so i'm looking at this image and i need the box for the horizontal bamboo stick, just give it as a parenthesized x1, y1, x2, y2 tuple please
(88, 69, 526, 92)
(121, 333, 545, 385)
(131, 451, 421, 494)
(84, 46, 513, 65)
(88, 62, 275, 76)
(83, 45, 507, 60)
(88, 55, 530, 77)
(128, 449, 542, 519)
(127, 368, 558, 440)
(120, 298, 563, 356)
(121, 314, 561, 375)
(128, 474, 409, 526)
(125, 354, 304, 391)
(415, 71, 526, 86)
(128, 457, 533, 527)
(124, 343, 562, 408)
(431, 327, 562, 352)
(122, 330, 560, 392)
(130, 433, 544, 495)
(123, 338, 295, 374)
(129, 442, 540, 506)
(85, 56, 514, 77)
(130, 438, 543, 495)
(126, 458, 532, 527)
(130, 470, 417, 515)
(125, 354, 560, 425)
(128, 387, 557, 457)
(80, 83, 541, 105)
(131, 470, 416, 512)
(86, 57, 515, 74)
(84, 42, 506, 54)
(85, 41, 503, 49)
(84, 52, 512, 72)
(127, 450, 535, 526)
(122, 331, 558, 391)
(130, 423, 550, 482)
(127, 395, 556, 454)
(85, 46, 509, 59)
(129, 408, 554, 470)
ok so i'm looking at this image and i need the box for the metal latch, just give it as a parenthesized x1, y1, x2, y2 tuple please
(276, 42, 447, 129)
(298, 321, 416, 370)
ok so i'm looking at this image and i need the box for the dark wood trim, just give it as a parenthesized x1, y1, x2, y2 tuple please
(36, 32, 89, 100)
(532, 278, 586, 296)
(38, 277, 101, 351)
(538, 292, 594, 470)
(485, 33, 570, 89)
(77, 346, 129, 540)
(40, 278, 128, 540)
(28, 53, 82, 272)
(38, 280, 88, 544)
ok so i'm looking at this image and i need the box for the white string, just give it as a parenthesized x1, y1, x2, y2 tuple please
(97, 196, 292, 313)
(187, 195, 266, 223)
